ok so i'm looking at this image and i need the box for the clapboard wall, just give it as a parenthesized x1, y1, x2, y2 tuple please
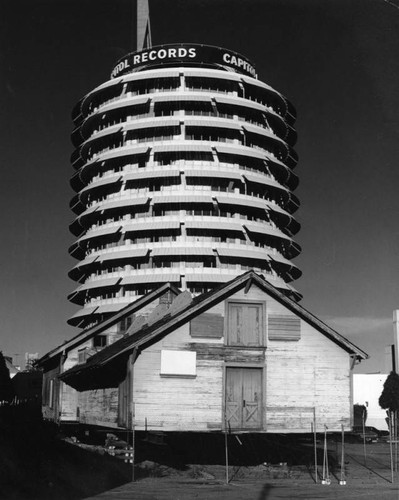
(75, 297, 168, 427)
(127, 285, 353, 433)
(70, 284, 354, 433)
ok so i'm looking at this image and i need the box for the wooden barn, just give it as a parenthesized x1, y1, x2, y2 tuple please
(38, 283, 180, 424)
(46, 271, 368, 434)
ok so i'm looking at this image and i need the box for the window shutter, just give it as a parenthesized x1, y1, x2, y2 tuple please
(268, 315, 301, 341)
(190, 313, 224, 338)
(226, 302, 264, 346)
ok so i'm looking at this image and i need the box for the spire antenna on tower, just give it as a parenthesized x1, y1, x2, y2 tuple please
(137, 0, 152, 51)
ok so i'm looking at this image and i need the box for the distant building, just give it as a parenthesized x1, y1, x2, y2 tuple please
(4, 356, 19, 379)
(39, 272, 368, 433)
(353, 373, 388, 430)
(25, 352, 39, 371)
(12, 371, 42, 403)
(68, 44, 301, 329)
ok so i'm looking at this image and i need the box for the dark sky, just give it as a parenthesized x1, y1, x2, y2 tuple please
(1, 0, 399, 372)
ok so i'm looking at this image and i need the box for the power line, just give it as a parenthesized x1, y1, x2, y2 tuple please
(383, 0, 399, 11)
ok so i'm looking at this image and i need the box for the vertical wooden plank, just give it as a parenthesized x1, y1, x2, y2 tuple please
(242, 305, 250, 345)
(245, 305, 262, 346)
(57, 353, 66, 424)
(227, 302, 263, 346)
(130, 351, 136, 482)
(225, 368, 242, 429)
(118, 377, 127, 427)
(349, 356, 355, 429)
(228, 304, 242, 345)
(242, 368, 262, 429)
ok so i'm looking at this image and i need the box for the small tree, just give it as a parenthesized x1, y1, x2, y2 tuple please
(379, 371, 399, 413)
(380, 371, 399, 476)
(354, 404, 367, 427)
(0, 351, 14, 403)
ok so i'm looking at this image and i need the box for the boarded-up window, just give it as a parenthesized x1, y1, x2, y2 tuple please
(190, 313, 224, 338)
(160, 350, 196, 377)
(227, 302, 264, 346)
(268, 315, 301, 341)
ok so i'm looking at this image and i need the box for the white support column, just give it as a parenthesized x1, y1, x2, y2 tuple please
(393, 310, 399, 373)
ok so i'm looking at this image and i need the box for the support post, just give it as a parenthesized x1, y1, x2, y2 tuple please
(313, 408, 318, 483)
(339, 424, 346, 485)
(362, 409, 367, 467)
(393, 311, 399, 373)
(389, 411, 394, 484)
(129, 348, 138, 482)
(395, 411, 398, 473)
(224, 407, 229, 484)
(321, 425, 330, 485)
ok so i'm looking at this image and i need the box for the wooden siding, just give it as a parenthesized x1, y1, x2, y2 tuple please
(118, 359, 131, 427)
(78, 388, 119, 428)
(131, 284, 353, 433)
(42, 366, 60, 421)
(60, 351, 80, 421)
(266, 301, 351, 432)
(43, 333, 123, 424)
(64, 282, 354, 433)
(66, 295, 167, 427)
(133, 324, 225, 431)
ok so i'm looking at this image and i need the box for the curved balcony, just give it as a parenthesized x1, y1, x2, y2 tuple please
(74, 139, 295, 192)
(68, 235, 300, 284)
(76, 130, 288, 169)
(68, 263, 298, 312)
(79, 93, 291, 144)
(80, 66, 289, 121)
(69, 183, 299, 237)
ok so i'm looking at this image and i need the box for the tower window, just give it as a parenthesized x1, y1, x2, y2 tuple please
(118, 316, 133, 333)
(93, 335, 107, 348)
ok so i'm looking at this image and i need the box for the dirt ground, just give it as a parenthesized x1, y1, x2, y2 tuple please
(82, 441, 399, 500)
(1, 405, 399, 500)
(84, 477, 399, 500)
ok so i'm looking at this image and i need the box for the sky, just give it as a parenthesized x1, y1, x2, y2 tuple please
(1, 0, 399, 372)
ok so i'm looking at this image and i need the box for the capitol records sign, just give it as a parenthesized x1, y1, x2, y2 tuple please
(111, 44, 257, 79)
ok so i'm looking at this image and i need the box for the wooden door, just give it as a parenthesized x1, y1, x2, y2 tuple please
(225, 367, 262, 430)
(227, 302, 263, 346)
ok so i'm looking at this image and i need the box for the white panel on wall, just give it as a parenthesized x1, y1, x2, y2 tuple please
(160, 350, 196, 377)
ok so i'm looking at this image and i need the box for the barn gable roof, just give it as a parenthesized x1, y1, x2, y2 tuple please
(60, 271, 368, 391)
(37, 282, 181, 368)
